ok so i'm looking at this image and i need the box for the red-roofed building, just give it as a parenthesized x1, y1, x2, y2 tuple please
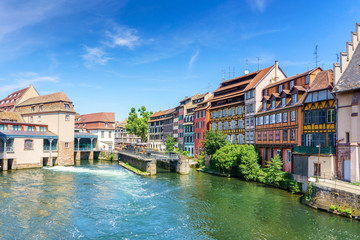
(75, 112, 115, 150)
(0, 85, 39, 112)
(148, 108, 175, 151)
(194, 96, 213, 158)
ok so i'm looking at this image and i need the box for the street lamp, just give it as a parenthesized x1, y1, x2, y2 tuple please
(316, 144, 321, 182)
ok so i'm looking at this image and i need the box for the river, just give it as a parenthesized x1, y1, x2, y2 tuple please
(0, 161, 358, 239)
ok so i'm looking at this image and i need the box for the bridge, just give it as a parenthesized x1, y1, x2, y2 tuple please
(117, 149, 190, 176)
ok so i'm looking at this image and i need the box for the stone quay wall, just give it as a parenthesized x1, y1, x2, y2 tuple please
(118, 152, 156, 175)
(305, 183, 360, 220)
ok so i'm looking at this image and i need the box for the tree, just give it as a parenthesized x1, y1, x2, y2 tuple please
(264, 154, 285, 186)
(203, 130, 227, 157)
(125, 106, 153, 142)
(212, 144, 242, 174)
(165, 134, 176, 153)
(238, 145, 262, 181)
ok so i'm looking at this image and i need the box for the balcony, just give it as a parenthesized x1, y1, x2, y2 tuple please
(0, 146, 14, 152)
(43, 146, 58, 151)
(294, 146, 336, 155)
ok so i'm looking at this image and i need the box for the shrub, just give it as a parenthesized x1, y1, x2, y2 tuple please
(264, 155, 285, 186)
(165, 134, 176, 153)
(289, 179, 301, 194)
(330, 205, 336, 211)
(212, 144, 242, 174)
(197, 153, 206, 168)
(238, 145, 262, 181)
(203, 130, 227, 157)
(110, 154, 114, 160)
(182, 151, 189, 157)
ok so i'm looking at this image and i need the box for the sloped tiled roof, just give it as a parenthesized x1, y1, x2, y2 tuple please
(244, 65, 275, 91)
(17, 92, 71, 106)
(77, 112, 115, 123)
(333, 44, 360, 92)
(0, 112, 24, 123)
(0, 86, 29, 109)
(309, 70, 333, 92)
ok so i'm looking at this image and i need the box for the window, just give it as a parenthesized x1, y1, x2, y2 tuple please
(305, 75, 310, 84)
(291, 111, 296, 121)
(231, 135, 236, 144)
(212, 123, 216, 130)
(318, 90, 327, 101)
(283, 130, 288, 141)
(264, 115, 269, 124)
(12, 125, 21, 131)
(276, 113, 282, 123)
(279, 84, 283, 92)
(271, 100, 276, 109)
(109, 131, 112, 138)
(264, 89, 268, 96)
(314, 163, 321, 177)
(101, 131, 105, 138)
(250, 117, 254, 127)
(269, 131, 273, 140)
(287, 151, 292, 163)
(283, 112, 288, 122)
(238, 134, 244, 144)
(346, 132, 350, 143)
(245, 119, 249, 127)
(38, 116, 41, 122)
(65, 142, 69, 148)
(270, 114, 275, 124)
(290, 129, 296, 140)
(0, 125, 7, 130)
(290, 80, 294, 89)
(306, 134, 313, 146)
(263, 131, 267, 141)
(30, 116, 33, 122)
(65, 115, 70, 121)
(263, 102, 267, 111)
(257, 132, 262, 141)
(281, 97, 286, 107)
(39, 126, 46, 132)
(275, 130, 280, 140)
(276, 149, 281, 157)
(292, 94, 298, 104)
(327, 109, 335, 123)
(231, 120, 236, 130)
(31, 106, 35, 112)
(28, 126, 35, 131)
(305, 93, 312, 103)
(39, 105, 43, 111)
(224, 121, 229, 130)
(25, 140, 33, 150)
(218, 122, 222, 131)
(238, 119, 243, 129)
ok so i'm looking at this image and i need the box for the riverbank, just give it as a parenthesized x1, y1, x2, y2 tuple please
(119, 161, 150, 176)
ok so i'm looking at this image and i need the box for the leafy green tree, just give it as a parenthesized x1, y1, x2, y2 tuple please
(126, 106, 153, 142)
(238, 145, 262, 181)
(264, 154, 285, 186)
(212, 144, 242, 174)
(165, 134, 176, 153)
(203, 130, 227, 157)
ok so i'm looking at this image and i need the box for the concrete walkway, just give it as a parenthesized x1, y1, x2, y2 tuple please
(309, 177, 360, 195)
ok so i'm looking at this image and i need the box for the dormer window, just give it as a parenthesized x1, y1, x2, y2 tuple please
(279, 84, 283, 92)
(290, 80, 294, 89)
(31, 106, 35, 112)
(264, 89, 268, 96)
(65, 104, 70, 110)
(105, 123, 108, 127)
(292, 94, 298, 104)
(263, 102, 267, 111)
(305, 75, 310, 84)
(39, 105, 43, 111)
(281, 97, 286, 107)
(271, 100, 276, 109)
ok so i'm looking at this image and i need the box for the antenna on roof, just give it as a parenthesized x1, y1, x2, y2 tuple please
(256, 56, 262, 70)
(244, 59, 249, 74)
(222, 69, 225, 81)
(228, 66, 231, 79)
(314, 45, 319, 67)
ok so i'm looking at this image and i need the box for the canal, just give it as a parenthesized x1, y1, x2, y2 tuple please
(0, 161, 359, 239)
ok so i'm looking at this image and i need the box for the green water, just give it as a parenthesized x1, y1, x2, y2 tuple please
(0, 161, 358, 239)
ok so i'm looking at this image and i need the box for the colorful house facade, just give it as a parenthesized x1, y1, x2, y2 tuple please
(194, 96, 212, 158)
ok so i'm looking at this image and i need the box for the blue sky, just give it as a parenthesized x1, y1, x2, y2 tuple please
(0, 0, 359, 120)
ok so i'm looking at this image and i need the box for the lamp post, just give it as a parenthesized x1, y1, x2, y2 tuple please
(316, 144, 321, 182)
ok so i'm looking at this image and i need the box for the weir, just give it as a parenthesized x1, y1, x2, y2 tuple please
(118, 150, 190, 175)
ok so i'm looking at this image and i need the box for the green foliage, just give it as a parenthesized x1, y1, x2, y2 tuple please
(344, 208, 353, 215)
(289, 179, 301, 194)
(182, 151, 189, 156)
(203, 130, 227, 157)
(126, 106, 153, 142)
(305, 182, 313, 202)
(174, 147, 181, 154)
(212, 144, 242, 174)
(330, 205, 336, 211)
(165, 134, 176, 153)
(264, 154, 285, 186)
(110, 154, 114, 161)
(238, 145, 262, 181)
(197, 152, 206, 168)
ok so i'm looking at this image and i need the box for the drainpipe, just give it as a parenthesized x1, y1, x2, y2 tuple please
(275, 60, 279, 82)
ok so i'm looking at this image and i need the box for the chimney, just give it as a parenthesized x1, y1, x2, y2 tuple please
(274, 60, 279, 83)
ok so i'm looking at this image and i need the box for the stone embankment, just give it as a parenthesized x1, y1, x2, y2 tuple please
(304, 182, 360, 220)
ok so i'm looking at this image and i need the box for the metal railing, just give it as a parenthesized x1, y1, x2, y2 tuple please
(294, 146, 336, 155)
(120, 148, 180, 161)
(43, 146, 58, 151)
(309, 173, 360, 194)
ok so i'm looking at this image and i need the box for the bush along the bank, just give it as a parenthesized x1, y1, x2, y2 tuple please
(207, 143, 302, 194)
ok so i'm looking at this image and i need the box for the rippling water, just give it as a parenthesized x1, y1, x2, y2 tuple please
(0, 161, 359, 239)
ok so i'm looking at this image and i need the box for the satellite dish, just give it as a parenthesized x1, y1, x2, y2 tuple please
(244, 70, 249, 74)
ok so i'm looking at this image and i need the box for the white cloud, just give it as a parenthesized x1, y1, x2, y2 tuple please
(82, 46, 112, 67)
(105, 26, 140, 49)
(0, 72, 59, 94)
(247, 0, 270, 13)
(241, 28, 283, 40)
(188, 49, 200, 69)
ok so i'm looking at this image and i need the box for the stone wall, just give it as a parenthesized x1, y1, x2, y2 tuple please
(118, 152, 156, 175)
(98, 151, 118, 160)
(305, 183, 360, 220)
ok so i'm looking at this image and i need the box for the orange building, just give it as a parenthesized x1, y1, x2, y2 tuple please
(255, 67, 322, 173)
